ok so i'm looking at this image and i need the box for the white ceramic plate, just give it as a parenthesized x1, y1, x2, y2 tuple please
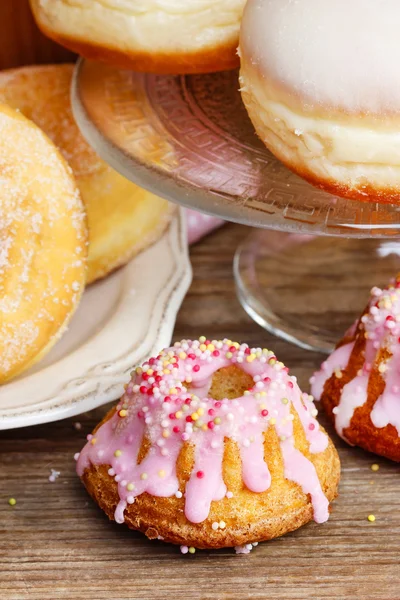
(0, 209, 191, 430)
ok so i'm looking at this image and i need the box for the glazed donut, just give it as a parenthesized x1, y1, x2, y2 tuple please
(76, 338, 340, 551)
(311, 276, 400, 462)
(0, 65, 174, 284)
(0, 103, 87, 382)
(29, 0, 247, 75)
(239, 0, 400, 204)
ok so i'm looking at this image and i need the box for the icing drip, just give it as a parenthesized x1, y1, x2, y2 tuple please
(310, 341, 355, 402)
(77, 338, 330, 525)
(311, 277, 400, 439)
(370, 346, 400, 435)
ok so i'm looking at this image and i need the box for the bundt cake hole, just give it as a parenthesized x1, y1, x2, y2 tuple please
(128, 365, 254, 482)
(114, 364, 320, 504)
(206, 364, 254, 401)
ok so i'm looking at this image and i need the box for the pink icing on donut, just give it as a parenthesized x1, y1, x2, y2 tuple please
(311, 277, 400, 439)
(77, 338, 330, 525)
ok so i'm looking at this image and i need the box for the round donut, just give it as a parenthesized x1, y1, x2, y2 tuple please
(76, 338, 340, 551)
(0, 65, 174, 284)
(311, 276, 400, 462)
(0, 103, 87, 382)
(29, 0, 247, 75)
(239, 0, 400, 204)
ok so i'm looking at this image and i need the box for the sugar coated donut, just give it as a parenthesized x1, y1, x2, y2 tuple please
(311, 276, 400, 461)
(30, 0, 247, 75)
(0, 65, 174, 284)
(77, 338, 340, 550)
(239, 0, 400, 204)
(0, 103, 87, 382)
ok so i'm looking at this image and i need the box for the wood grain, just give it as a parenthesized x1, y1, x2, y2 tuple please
(0, 0, 75, 69)
(1, 224, 399, 600)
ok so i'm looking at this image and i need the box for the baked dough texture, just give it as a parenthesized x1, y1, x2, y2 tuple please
(30, 0, 247, 74)
(0, 103, 87, 382)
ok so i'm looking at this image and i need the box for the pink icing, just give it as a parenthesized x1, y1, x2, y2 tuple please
(311, 278, 400, 440)
(77, 338, 330, 526)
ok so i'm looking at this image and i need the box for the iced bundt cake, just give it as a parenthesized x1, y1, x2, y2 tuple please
(311, 276, 400, 461)
(77, 338, 340, 551)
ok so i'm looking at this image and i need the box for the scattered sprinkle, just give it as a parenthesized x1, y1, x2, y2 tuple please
(49, 469, 61, 483)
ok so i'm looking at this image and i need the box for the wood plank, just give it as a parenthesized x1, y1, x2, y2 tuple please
(0, 0, 75, 69)
(1, 224, 399, 600)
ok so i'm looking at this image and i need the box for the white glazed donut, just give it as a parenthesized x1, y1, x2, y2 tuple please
(239, 0, 400, 204)
(30, 0, 247, 75)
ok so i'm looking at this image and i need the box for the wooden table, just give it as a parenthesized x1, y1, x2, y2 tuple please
(1, 223, 399, 600)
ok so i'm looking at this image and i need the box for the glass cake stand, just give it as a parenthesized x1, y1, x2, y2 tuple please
(71, 59, 400, 353)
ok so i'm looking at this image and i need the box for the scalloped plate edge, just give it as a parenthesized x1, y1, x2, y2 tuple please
(0, 209, 191, 430)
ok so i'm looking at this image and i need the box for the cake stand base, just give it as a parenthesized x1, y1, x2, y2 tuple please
(234, 231, 400, 353)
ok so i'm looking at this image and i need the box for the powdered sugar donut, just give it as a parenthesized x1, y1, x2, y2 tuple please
(0, 103, 87, 382)
(77, 337, 340, 550)
(239, 0, 400, 204)
(0, 64, 174, 284)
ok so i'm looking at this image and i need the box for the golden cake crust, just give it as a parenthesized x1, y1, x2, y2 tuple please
(29, 0, 243, 75)
(31, 26, 240, 75)
(80, 365, 340, 549)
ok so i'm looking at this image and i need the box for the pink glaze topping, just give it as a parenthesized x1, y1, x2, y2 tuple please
(311, 277, 400, 440)
(77, 338, 330, 526)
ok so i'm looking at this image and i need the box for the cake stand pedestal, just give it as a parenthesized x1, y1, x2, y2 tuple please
(71, 60, 400, 353)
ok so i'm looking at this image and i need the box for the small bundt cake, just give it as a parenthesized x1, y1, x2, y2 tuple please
(311, 276, 400, 461)
(77, 338, 340, 551)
